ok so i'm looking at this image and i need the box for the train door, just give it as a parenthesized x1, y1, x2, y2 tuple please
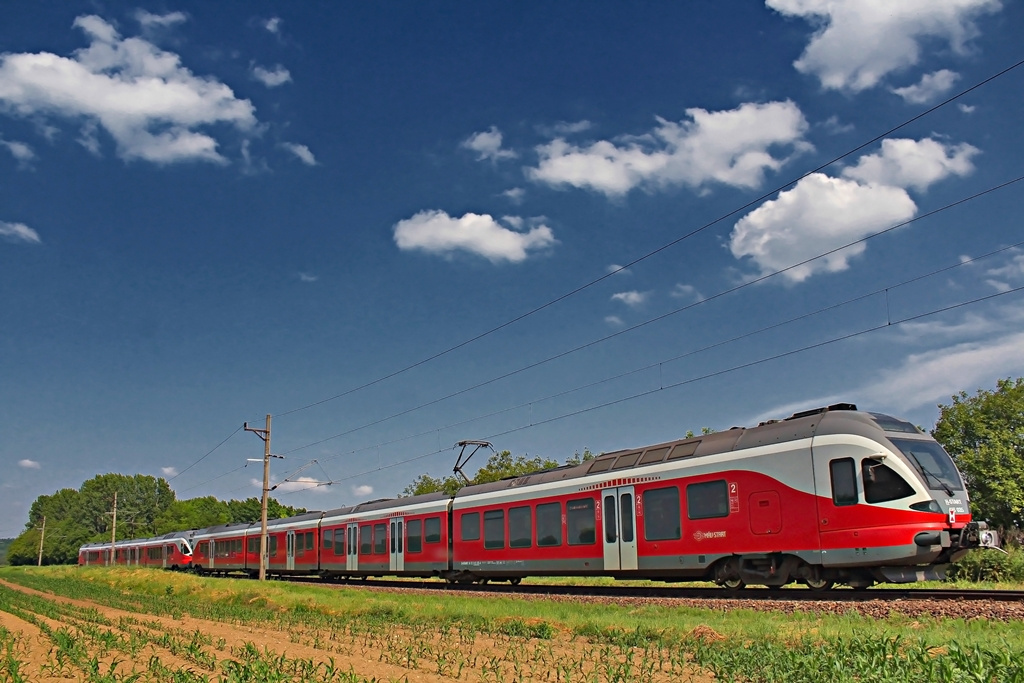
(601, 486, 638, 571)
(286, 531, 296, 571)
(389, 518, 405, 572)
(346, 523, 359, 571)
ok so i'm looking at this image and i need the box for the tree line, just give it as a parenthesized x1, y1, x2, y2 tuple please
(8, 377, 1022, 565)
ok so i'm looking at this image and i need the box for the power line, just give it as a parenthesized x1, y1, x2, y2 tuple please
(166, 426, 242, 482)
(280, 174, 1024, 456)
(312, 284, 1023, 488)
(270, 55, 1024, 421)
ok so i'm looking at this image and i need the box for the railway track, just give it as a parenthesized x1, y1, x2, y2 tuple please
(289, 576, 1024, 603)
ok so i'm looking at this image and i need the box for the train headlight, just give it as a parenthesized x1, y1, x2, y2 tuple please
(909, 500, 942, 513)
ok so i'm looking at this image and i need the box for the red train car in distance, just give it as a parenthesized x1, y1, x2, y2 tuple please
(79, 531, 193, 570)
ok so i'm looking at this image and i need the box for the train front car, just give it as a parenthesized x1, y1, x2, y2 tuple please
(808, 406, 1000, 588)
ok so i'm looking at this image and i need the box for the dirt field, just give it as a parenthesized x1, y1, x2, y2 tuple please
(0, 578, 715, 682)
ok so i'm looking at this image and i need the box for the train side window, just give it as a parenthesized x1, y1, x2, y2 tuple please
(686, 480, 729, 519)
(509, 506, 531, 548)
(333, 528, 345, 556)
(830, 458, 858, 506)
(323, 529, 333, 551)
(639, 447, 670, 465)
(407, 519, 423, 553)
(305, 532, 314, 553)
(668, 441, 700, 460)
(373, 523, 387, 554)
(269, 536, 278, 556)
(862, 461, 915, 503)
(567, 498, 596, 545)
(484, 510, 505, 549)
(360, 525, 373, 554)
(197, 541, 208, 556)
(536, 502, 562, 547)
(461, 512, 480, 541)
(247, 537, 257, 554)
(644, 486, 681, 540)
(425, 517, 441, 544)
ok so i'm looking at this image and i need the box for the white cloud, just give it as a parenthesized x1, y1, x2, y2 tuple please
(352, 484, 373, 497)
(502, 187, 525, 203)
(393, 210, 556, 263)
(281, 142, 316, 165)
(264, 17, 283, 35)
(841, 138, 978, 192)
(527, 101, 809, 197)
(0, 138, 34, 167)
(858, 330, 1024, 411)
(0, 221, 41, 244)
(768, 0, 1001, 92)
(135, 10, 187, 30)
(984, 252, 1024, 292)
(604, 315, 624, 326)
(0, 15, 257, 164)
(891, 69, 961, 103)
(958, 103, 976, 114)
(729, 173, 916, 283)
(540, 120, 593, 136)
(607, 264, 631, 275)
(252, 64, 292, 88)
(253, 476, 332, 493)
(161, 466, 178, 477)
(671, 284, 704, 302)
(820, 115, 854, 135)
(18, 459, 41, 469)
(298, 272, 318, 283)
(730, 137, 978, 283)
(611, 290, 649, 307)
(462, 126, 517, 161)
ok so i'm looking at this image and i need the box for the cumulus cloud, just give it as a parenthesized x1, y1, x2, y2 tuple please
(527, 101, 809, 197)
(501, 187, 525, 203)
(18, 459, 41, 469)
(0, 15, 257, 164)
(611, 291, 649, 307)
(729, 138, 977, 283)
(393, 210, 556, 263)
(135, 10, 187, 30)
(671, 284, 704, 302)
(253, 476, 332, 493)
(161, 466, 178, 477)
(352, 484, 373, 497)
(281, 142, 316, 165)
(892, 69, 961, 103)
(768, 0, 1001, 92)
(0, 221, 41, 244)
(264, 17, 283, 34)
(252, 64, 292, 88)
(985, 252, 1024, 292)
(841, 138, 978, 192)
(462, 126, 517, 161)
(605, 315, 624, 326)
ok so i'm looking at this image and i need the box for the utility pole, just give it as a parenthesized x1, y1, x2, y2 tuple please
(109, 492, 118, 566)
(244, 415, 272, 581)
(37, 516, 46, 567)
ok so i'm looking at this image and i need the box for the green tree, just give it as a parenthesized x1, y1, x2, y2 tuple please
(933, 377, 1024, 530)
(153, 496, 231, 534)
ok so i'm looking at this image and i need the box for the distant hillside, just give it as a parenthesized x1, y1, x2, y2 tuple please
(0, 538, 12, 566)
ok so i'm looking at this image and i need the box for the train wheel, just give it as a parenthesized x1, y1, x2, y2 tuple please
(804, 577, 834, 591)
(721, 578, 746, 591)
(509, 578, 522, 586)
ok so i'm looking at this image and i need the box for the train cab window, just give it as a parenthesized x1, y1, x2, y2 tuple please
(668, 441, 700, 460)
(360, 525, 373, 554)
(567, 498, 596, 545)
(333, 528, 345, 556)
(425, 517, 441, 544)
(484, 510, 505, 549)
(862, 460, 915, 503)
(686, 480, 729, 520)
(588, 458, 615, 474)
(373, 524, 387, 554)
(640, 447, 670, 465)
(612, 451, 641, 470)
(509, 506, 531, 548)
(644, 487, 681, 540)
(407, 519, 423, 553)
(536, 502, 562, 547)
(830, 458, 859, 506)
(461, 512, 480, 541)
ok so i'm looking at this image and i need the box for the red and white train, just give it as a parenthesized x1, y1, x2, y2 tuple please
(79, 404, 1000, 589)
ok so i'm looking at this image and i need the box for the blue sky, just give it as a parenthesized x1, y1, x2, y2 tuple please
(3, 1, 1023, 537)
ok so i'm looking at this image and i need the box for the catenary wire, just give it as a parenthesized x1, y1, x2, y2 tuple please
(269, 56, 1024, 422)
(279, 174, 1024, 456)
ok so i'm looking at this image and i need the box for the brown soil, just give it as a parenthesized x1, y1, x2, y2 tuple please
(0, 579, 715, 682)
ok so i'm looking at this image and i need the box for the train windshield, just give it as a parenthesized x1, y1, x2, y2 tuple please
(890, 438, 964, 494)
(180, 540, 193, 555)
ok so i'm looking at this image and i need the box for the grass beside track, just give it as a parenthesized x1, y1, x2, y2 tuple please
(0, 566, 1022, 682)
